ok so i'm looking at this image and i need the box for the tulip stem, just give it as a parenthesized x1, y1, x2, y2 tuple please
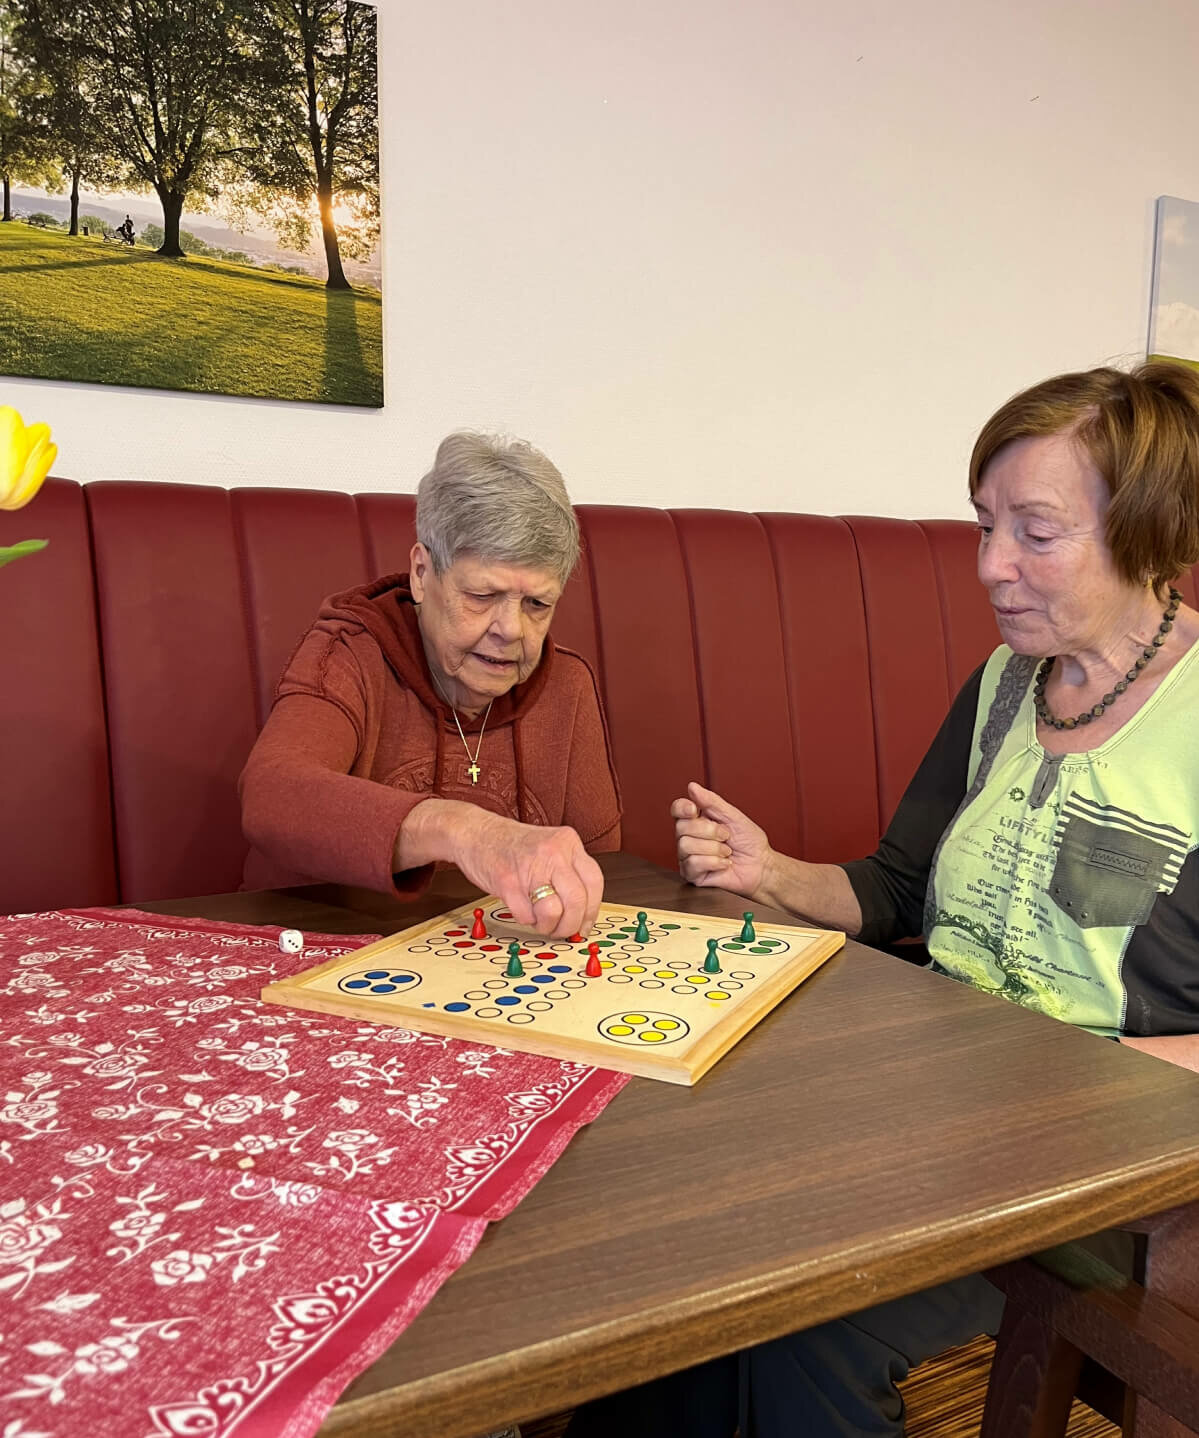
(0, 539, 48, 569)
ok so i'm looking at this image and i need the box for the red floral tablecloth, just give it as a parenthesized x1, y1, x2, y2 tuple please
(0, 908, 629, 1438)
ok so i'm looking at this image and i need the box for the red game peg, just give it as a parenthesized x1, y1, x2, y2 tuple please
(584, 942, 603, 978)
(471, 908, 487, 940)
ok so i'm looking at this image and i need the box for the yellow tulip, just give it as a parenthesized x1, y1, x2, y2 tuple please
(0, 405, 57, 511)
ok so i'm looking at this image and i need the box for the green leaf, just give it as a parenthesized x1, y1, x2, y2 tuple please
(0, 539, 49, 569)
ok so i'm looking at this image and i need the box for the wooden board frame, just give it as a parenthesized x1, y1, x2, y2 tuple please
(261, 898, 844, 1085)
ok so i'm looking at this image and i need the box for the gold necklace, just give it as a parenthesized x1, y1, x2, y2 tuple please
(432, 675, 493, 785)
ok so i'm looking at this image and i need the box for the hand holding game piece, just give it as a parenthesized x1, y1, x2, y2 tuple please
(278, 928, 305, 955)
(672, 781, 772, 899)
(439, 807, 603, 938)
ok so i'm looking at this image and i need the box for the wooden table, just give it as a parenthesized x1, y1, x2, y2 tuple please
(141, 853, 1199, 1438)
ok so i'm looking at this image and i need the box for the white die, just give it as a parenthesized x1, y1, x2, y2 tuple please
(277, 928, 305, 955)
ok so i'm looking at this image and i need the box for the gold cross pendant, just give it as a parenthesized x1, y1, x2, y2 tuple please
(467, 762, 481, 784)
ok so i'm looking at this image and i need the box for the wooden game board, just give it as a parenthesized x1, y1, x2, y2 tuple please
(260, 899, 845, 1084)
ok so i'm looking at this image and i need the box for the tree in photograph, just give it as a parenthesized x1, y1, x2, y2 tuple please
(16, 0, 259, 256)
(43, 133, 121, 236)
(137, 218, 253, 265)
(230, 0, 378, 290)
(0, 2, 46, 221)
(16, 10, 120, 235)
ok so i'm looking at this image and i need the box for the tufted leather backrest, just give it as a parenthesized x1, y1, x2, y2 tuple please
(2, 479, 115, 913)
(19, 476, 1185, 914)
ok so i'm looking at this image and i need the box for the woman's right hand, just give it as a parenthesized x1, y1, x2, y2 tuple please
(400, 800, 602, 939)
(671, 781, 771, 898)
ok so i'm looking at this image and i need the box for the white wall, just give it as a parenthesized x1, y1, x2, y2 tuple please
(10, 0, 1199, 518)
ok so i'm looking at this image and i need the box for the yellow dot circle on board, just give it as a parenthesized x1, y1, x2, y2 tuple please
(623, 965, 646, 973)
(622, 1014, 648, 1025)
(639, 1030, 667, 1042)
(686, 975, 709, 985)
(707, 991, 730, 1001)
(607, 1024, 634, 1036)
(600, 960, 615, 969)
(654, 970, 675, 980)
(653, 1019, 680, 1030)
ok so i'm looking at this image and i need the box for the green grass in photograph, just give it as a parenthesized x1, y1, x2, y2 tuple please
(1149, 352, 1199, 375)
(0, 223, 382, 407)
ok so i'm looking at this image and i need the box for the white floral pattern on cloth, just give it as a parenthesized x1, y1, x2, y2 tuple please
(0, 908, 629, 1438)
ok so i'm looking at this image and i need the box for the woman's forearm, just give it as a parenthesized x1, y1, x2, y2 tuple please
(756, 850, 864, 935)
(392, 798, 481, 871)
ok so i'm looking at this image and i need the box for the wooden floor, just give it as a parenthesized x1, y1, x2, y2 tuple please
(521, 1336, 1120, 1437)
(897, 1336, 1117, 1437)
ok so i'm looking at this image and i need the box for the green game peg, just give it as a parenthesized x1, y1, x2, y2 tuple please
(506, 941, 524, 978)
(739, 911, 756, 943)
(703, 938, 721, 973)
(634, 911, 651, 943)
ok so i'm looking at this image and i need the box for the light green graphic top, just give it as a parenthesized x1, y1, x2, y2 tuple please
(926, 642, 1199, 1036)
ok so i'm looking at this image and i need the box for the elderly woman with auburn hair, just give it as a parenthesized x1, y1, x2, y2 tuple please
(240, 432, 620, 939)
(568, 361, 1199, 1438)
(677, 361, 1199, 1064)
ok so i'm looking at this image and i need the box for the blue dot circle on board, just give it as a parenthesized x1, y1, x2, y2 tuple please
(548, 964, 571, 973)
(445, 1001, 471, 1012)
(531, 974, 554, 984)
(423, 1002, 436, 1008)
(514, 984, 538, 994)
(393, 974, 416, 984)
(345, 979, 370, 989)
(370, 983, 397, 993)
(495, 996, 521, 1006)
(364, 970, 390, 979)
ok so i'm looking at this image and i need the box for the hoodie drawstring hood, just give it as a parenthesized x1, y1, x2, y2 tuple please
(305, 573, 554, 814)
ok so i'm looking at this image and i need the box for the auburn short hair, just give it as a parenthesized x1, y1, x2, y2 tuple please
(968, 360, 1199, 591)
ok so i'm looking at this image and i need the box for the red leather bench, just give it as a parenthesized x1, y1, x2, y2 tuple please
(9, 478, 1194, 917)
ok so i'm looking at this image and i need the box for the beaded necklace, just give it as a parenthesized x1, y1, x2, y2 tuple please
(1032, 587, 1182, 731)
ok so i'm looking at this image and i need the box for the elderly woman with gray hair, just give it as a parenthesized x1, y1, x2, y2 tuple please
(240, 432, 621, 938)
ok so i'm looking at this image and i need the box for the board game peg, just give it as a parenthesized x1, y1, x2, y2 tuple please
(634, 911, 651, 943)
(471, 908, 488, 940)
(585, 942, 603, 977)
(703, 938, 722, 973)
(739, 911, 756, 943)
(506, 941, 524, 978)
(568, 933, 583, 944)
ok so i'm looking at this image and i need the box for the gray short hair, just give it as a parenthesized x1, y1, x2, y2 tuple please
(416, 432, 580, 585)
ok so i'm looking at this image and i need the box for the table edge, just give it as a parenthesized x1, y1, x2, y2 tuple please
(319, 1152, 1199, 1438)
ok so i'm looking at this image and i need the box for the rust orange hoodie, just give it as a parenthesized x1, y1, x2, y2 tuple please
(239, 574, 622, 895)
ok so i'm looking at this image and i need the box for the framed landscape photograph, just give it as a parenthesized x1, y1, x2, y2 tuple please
(0, 0, 382, 408)
(1148, 195, 1199, 374)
